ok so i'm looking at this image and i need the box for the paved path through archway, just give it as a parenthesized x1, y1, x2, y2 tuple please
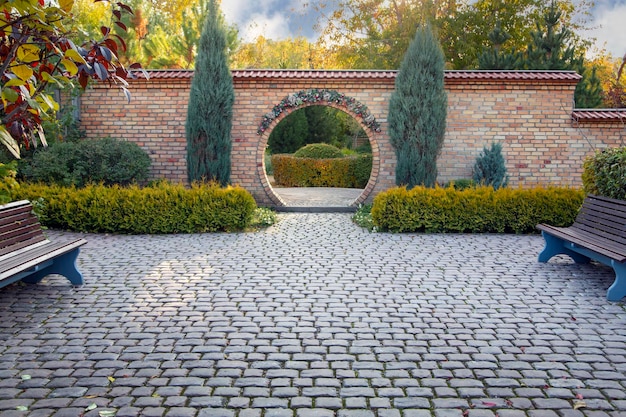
(272, 188, 364, 207)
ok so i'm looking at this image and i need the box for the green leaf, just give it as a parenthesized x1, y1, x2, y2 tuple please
(99, 410, 116, 417)
(1, 88, 19, 103)
(85, 403, 97, 411)
(15, 405, 28, 411)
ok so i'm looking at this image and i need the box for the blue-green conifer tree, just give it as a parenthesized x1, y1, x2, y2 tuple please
(185, 0, 234, 185)
(388, 25, 447, 188)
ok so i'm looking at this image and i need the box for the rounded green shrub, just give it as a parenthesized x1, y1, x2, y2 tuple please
(18, 137, 151, 187)
(582, 146, 626, 200)
(293, 143, 344, 159)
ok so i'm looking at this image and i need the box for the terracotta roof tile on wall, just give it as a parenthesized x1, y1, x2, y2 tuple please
(231, 69, 397, 79)
(134, 69, 582, 83)
(136, 69, 194, 79)
(444, 70, 581, 83)
(572, 109, 626, 123)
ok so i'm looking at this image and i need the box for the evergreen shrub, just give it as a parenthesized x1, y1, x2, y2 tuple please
(582, 146, 626, 200)
(473, 142, 509, 189)
(0, 161, 18, 204)
(18, 137, 151, 187)
(13, 181, 256, 234)
(293, 143, 344, 159)
(371, 186, 583, 233)
(272, 154, 372, 188)
(445, 179, 476, 190)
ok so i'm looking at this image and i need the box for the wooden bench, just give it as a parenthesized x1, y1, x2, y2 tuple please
(0, 200, 87, 289)
(537, 194, 626, 301)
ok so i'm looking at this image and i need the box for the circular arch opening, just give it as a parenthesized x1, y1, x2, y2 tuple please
(256, 92, 381, 208)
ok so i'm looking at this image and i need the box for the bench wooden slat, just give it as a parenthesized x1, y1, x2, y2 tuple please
(0, 204, 33, 225)
(573, 222, 626, 248)
(0, 225, 46, 252)
(578, 207, 626, 234)
(577, 213, 626, 235)
(585, 194, 626, 213)
(579, 196, 626, 219)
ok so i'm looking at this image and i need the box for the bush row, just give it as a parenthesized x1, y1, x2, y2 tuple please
(272, 154, 372, 188)
(582, 146, 626, 201)
(371, 186, 584, 233)
(13, 182, 257, 234)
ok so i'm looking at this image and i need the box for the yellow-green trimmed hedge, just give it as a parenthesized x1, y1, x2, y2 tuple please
(13, 182, 257, 234)
(371, 186, 584, 233)
(272, 154, 372, 188)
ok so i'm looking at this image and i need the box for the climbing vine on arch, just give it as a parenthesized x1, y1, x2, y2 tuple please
(257, 89, 381, 135)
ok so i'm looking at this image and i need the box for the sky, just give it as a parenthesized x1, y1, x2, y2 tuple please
(220, 0, 626, 59)
(584, 0, 626, 58)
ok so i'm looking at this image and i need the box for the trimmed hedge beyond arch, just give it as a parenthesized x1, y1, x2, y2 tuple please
(257, 89, 381, 135)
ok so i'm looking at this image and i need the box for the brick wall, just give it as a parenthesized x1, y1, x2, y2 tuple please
(79, 70, 625, 206)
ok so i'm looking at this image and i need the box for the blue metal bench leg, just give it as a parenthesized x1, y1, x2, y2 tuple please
(538, 232, 591, 264)
(606, 261, 626, 302)
(21, 249, 84, 286)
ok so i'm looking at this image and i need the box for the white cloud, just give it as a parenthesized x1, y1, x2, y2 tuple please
(220, 0, 317, 42)
(584, 1, 626, 58)
(244, 13, 292, 42)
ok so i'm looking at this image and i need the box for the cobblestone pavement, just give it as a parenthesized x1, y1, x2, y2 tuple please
(0, 213, 625, 417)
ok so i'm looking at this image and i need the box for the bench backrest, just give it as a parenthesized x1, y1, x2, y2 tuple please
(0, 200, 46, 257)
(575, 194, 626, 249)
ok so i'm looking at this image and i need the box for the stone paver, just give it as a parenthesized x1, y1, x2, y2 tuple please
(0, 213, 624, 417)
(273, 187, 362, 207)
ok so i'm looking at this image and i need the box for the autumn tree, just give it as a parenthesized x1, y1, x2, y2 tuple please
(0, 0, 142, 158)
(231, 36, 325, 69)
(603, 55, 626, 108)
(317, 0, 595, 71)
(86, 0, 239, 69)
(185, 0, 233, 185)
(317, 0, 457, 70)
(388, 25, 447, 188)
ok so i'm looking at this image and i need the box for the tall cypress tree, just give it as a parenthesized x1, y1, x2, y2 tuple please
(185, 0, 234, 185)
(388, 25, 447, 188)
